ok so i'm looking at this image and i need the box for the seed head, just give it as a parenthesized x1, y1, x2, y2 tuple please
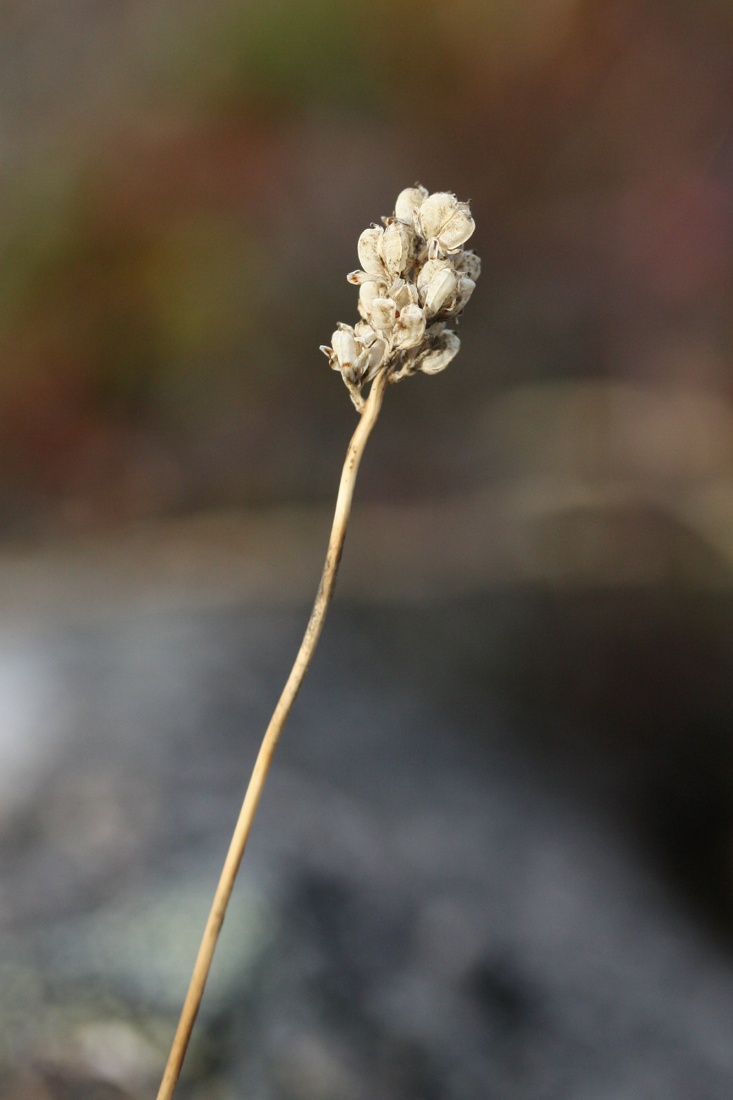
(321, 185, 480, 410)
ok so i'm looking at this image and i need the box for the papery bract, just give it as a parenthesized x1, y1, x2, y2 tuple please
(394, 185, 428, 228)
(417, 329, 461, 375)
(323, 185, 478, 407)
(417, 192, 475, 255)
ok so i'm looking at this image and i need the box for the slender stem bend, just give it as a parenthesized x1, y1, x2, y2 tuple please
(156, 368, 389, 1100)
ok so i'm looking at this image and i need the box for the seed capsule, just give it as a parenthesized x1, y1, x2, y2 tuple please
(393, 303, 426, 350)
(456, 249, 481, 281)
(368, 297, 397, 334)
(394, 185, 428, 228)
(331, 326, 359, 378)
(380, 221, 414, 278)
(417, 192, 475, 254)
(357, 227, 385, 277)
(423, 266, 459, 317)
(417, 329, 461, 375)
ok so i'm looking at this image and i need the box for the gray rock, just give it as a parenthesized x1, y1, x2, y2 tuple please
(1, 593, 732, 1097)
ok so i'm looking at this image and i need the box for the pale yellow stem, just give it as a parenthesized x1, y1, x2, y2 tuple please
(156, 368, 389, 1100)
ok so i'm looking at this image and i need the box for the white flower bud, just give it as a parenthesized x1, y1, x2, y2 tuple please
(394, 185, 428, 227)
(416, 192, 475, 254)
(393, 303, 426, 350)
(416, 328, 460, 375)
(380, 221, 413, 277)
(357, 227, 385, 277)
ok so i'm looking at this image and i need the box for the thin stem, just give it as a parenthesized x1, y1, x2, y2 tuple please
(156, 368, 389, 1100)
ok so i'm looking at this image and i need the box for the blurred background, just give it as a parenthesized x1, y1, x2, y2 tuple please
(3, 0, 733, 1096)
(3, 0, 733, 553)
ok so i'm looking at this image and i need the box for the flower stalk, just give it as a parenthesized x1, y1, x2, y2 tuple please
(156, 186, 478, 1098)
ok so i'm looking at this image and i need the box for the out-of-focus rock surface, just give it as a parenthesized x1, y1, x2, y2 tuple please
(0, 570, 732, 1098)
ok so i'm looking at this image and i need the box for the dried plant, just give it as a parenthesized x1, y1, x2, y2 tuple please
(322, 185, 478, 408)
(156, 186, 479, 1099)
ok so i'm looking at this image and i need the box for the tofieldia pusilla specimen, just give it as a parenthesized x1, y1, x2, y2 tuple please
(157, 186, 479, 1100)
(321, 185, 480, 409)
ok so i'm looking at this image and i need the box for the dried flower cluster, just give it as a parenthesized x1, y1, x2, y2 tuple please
(321, 185, 480, 410)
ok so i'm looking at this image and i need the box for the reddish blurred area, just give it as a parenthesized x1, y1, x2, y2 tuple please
(1, 0, 733, 565)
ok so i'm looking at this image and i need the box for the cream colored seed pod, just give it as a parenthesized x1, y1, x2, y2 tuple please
(442, 274, 476, 316)
(388, 278, 420, 311)
(421, 264, 459, 317)
(330, 326, 358, 379)
(354, 322, 388, 382)
(417, 328, 461, 375)
(357, 226, 386, 277)
(381, 221, 414, 278)
(368, 296, 398, 335)
(393, 303, 427, 350)
(456, 249, 481, 281)
(358, 280, 384, 320)
(394, 184, 428, 228)
(417, 191, 475, 255)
